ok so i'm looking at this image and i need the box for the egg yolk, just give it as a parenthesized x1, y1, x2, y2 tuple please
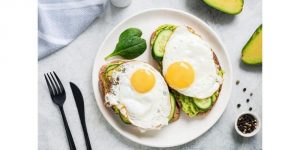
(165, 61, 195, 89)
(131, 69, 156, 93)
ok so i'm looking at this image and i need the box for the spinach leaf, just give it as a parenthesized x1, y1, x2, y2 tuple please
(105, 28, 147, 60)
(119, 28, 142, 41)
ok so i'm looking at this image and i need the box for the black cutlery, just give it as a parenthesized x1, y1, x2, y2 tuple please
(70, 82, 92, 150)
(44, 72, 76, 150)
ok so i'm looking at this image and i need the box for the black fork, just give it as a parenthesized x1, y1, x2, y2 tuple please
(44, 72, 76, 150)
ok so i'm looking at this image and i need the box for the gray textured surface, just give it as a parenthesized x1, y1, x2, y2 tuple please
(38, 0, 262, 149)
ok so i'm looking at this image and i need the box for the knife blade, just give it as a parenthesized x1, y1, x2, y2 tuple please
(70, 82, 92, 150)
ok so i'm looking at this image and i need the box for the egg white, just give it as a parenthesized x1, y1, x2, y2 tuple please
(105, 61, 171, 130)
(162, 26, 223, 99)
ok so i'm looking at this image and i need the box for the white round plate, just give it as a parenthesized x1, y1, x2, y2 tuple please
(92, 8, 233, 147)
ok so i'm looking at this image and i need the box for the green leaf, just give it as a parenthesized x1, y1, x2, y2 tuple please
(105, 28, 147, 60)
(119, 28, 142, 41)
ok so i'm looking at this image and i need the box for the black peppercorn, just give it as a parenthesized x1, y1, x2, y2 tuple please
(237, 114, 257, 134)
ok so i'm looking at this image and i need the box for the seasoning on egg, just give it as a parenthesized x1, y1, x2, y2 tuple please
(236, 80, 240, 85)
(243, 88, 246, 92)
(249, 107, 253, 111)
(250, 93, 253, 96)
(246, 99, 250, 103)
(237, 104, 241, 108)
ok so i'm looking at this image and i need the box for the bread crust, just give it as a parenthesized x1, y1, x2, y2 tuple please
(170, 102, 180, 122)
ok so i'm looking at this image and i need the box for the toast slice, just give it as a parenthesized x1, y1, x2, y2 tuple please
(98, 60, 180, 124)
(150, 24, 224, 117)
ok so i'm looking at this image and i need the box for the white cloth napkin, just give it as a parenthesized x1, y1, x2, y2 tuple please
(38, 0, 107, 59)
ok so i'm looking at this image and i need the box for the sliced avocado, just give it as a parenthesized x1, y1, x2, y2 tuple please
(112, 105, 119, 113)
(168, 93, 176, 121)
(151, 24, 177, 61)
(112, 106, 131, 124)
(178, 94, 201, 117)
(119, 113, 131, 124)
(105, 64, 119, 77)
(152, 30, 173, 61)
(104, 61, 125, 79)
(211, 92, 218, 103)
(217, 69, 224, 77)
(203, 0, 243, 15)
(242, 25, 262, 65)
(186, 97, 200, 117)
(193, 97, 212, 111)
(150, 24, 177, 46)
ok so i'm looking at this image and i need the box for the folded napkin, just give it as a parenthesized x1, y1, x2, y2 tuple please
(38, 0, 107, 59)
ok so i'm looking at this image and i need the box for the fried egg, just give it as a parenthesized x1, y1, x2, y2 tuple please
(105, 61, 171, 130)
(162, 26, 223, 99)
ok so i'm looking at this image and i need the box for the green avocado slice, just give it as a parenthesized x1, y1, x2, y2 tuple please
(177, 94, 201, 117)
(241, 25, 262, 65)
(112, 106, 131, 124)
(150, 24, 177, 47)
(151, 24, 177, 61)
(168, 93, 176, 121)
(203, 0, 243, 15)
(193, 97, 212, 111)
(152, 30, 173, 61)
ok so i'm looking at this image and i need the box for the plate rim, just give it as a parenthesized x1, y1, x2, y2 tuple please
(92, 8, 233, 148)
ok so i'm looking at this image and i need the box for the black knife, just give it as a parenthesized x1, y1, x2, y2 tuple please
(70, 82, 92, 150)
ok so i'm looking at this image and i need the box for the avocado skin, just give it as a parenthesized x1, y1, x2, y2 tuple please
(241, 24, 263, 65)
(203, 0, 244, 15)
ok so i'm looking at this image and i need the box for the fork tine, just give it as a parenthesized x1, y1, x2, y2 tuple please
(47, 73, 58, 95)
(44, 74, 54, 96)
(53, 71, 65, 94)
(50, 72, 61, 94)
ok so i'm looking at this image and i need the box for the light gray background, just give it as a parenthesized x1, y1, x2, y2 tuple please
(38, 0, 262, 149)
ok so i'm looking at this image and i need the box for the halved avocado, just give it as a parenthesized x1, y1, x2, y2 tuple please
(242, 25, 262, 65)
(203, 0, 243, 15)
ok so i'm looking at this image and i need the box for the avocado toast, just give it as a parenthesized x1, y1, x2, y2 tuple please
(150, 24, 224, 117)
(98, 60, 180, 125)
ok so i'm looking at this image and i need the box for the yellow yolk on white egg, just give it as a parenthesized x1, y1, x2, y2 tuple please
(165, 61, 195, 89)
(131, 69, 156, 93)
(105, 61, 171, 130)
(162, 26, 223, 99)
